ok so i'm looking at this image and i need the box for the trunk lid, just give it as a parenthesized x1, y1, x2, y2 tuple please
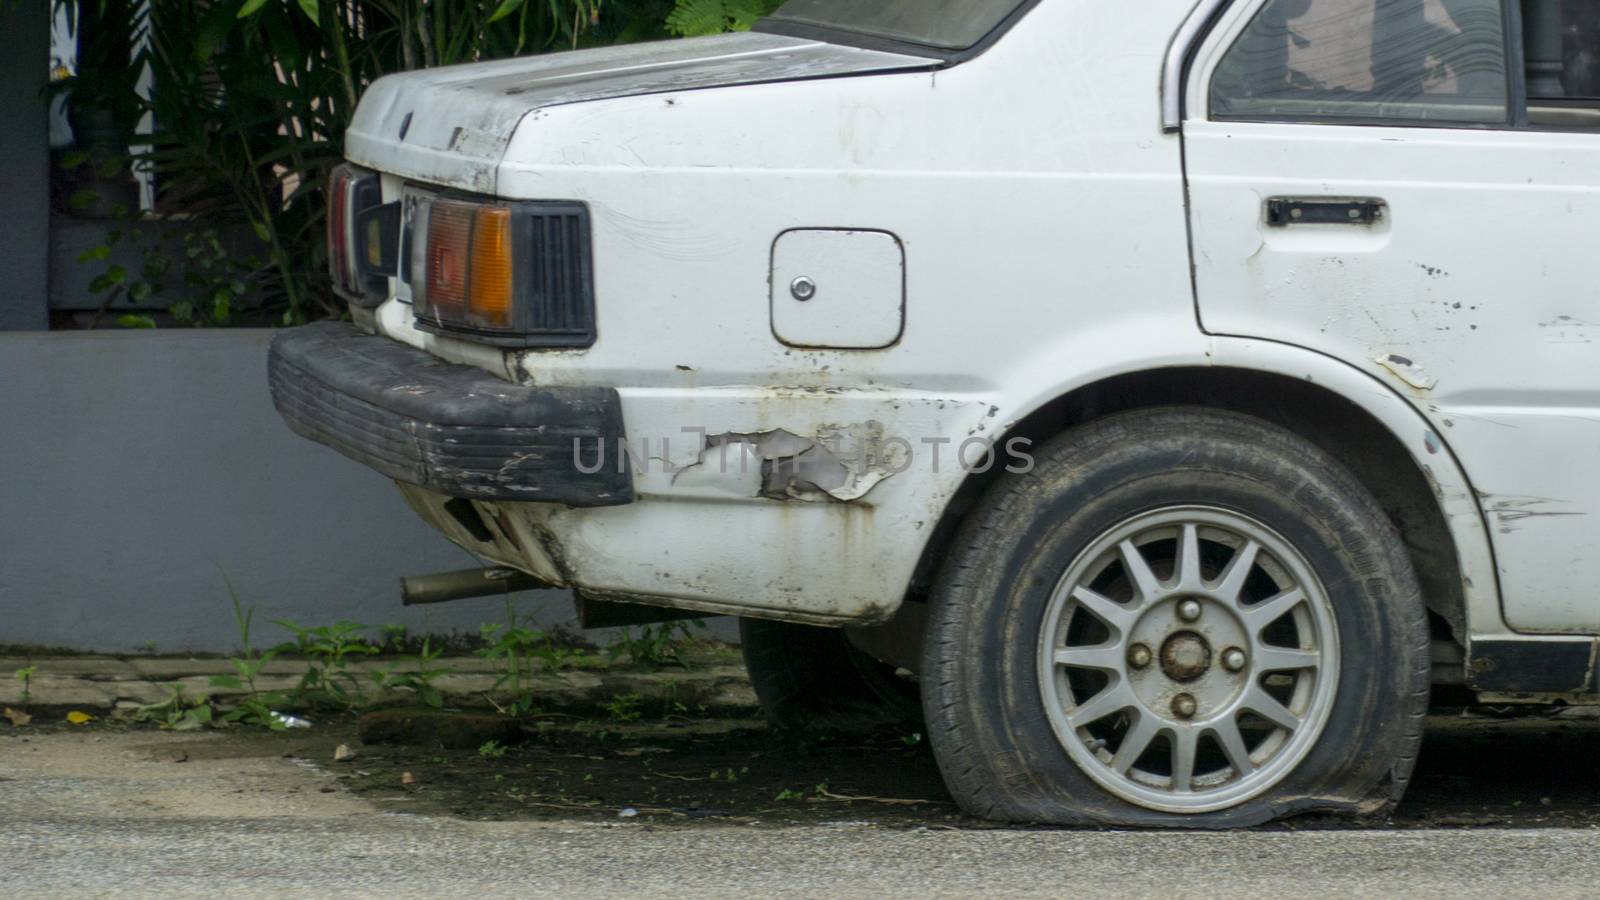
(345, 33, 937, 193)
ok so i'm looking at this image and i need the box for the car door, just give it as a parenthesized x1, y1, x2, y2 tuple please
(1183, 0, 1600, 633)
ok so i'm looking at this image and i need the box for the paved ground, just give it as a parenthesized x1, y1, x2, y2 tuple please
(3, 712, 1599, 898)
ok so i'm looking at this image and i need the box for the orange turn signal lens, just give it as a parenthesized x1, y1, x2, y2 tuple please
(467, 206, 514, 329)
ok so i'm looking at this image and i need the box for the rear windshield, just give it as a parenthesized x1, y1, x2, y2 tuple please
(763, 0, 1031, 51)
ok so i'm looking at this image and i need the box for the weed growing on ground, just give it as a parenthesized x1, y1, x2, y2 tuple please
(271, 619, 380, 711)
(154, 586, 705, 731)
(378, 623, 408, 651)
(609, 619, 708, 668)
(13, 665, 36, 704)
(133, 685, 214, 731)
(478, 605, 549, 717)
(476, 601, 596, 716)
(209, 583, 289, 730)
(478, 739, 508, 759)
(370, 637, 453, 708)
(603, 693, 643, 722)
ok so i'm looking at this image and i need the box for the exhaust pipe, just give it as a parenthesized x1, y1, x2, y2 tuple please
(400, 566, 555, 606)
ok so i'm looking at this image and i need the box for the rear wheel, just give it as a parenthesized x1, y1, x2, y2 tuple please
(923, 407, 1429, 826)
(740, 618, 920, 732)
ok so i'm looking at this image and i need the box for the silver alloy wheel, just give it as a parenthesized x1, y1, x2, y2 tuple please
(1037, 506, 1340, 813)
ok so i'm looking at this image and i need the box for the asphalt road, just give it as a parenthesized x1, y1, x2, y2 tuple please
(4, 719, 1599, 898)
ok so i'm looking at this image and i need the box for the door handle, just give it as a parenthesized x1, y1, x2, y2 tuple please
(1265, 197, 1386, 227)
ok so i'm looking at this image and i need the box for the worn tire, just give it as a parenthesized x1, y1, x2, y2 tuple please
(922, 407, 1429, 826)
(740, 618, 921, 732)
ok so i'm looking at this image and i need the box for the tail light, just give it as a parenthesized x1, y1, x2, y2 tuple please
(326, 163, 395, 307)
(407, 193, 595, 348)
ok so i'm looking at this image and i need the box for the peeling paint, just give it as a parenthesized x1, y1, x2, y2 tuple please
(677, 422, 907, 503)
(1375, 353, 1437, 391)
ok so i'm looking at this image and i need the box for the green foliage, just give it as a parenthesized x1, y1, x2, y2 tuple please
(208, 582, 290, 730)
(88, 0, 681, 327)
(133, 686, 216, 731)
(476, 605, 548, 717)
(608, 619, 707, 668)
(369, 636, 453, 708)
(476, 601, 592, 716)
(270, 618, 380, 711)
(74, 216, 263, 327)
(378, 623, 409, 651)
(14, 666, 37, 704)
(602, 692, 642, 721)
(665, 0, 780, 36)
(478, 738, 509, 758)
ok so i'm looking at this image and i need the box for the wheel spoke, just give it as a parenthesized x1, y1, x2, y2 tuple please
(1212, 718, 1255, 776)
(1212, 539, 1260, 605)
(1053, 645, 1125, 671)
(1117, 539, 1163, 604)
(1175, 524, 1204, 591)
(1243, 685, 1301, 732)
(1170, 726, 1199, 792)
(1254, 646, 1320, 672)
(1066, 681, 1136, 727)
(1110, 711, 1160, 773)
(1241, 587, 1305, 634)
(1070, 586, 1136, 634)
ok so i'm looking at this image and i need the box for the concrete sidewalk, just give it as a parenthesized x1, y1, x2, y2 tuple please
(0, 652, 756, 715)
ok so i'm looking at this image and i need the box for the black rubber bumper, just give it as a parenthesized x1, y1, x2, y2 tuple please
(268, 321, 632, 507)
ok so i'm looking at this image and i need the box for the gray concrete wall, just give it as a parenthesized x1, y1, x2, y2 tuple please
(0, 329, 729, 653)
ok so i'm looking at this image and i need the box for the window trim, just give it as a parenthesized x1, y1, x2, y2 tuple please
(1504, 0, 1531, 128)
(1163, 0, 1233, 131)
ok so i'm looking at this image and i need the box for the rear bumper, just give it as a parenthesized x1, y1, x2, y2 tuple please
(268, 321, 632, 507)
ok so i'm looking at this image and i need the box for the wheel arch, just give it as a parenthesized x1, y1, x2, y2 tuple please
(912, 347, 1501, 646)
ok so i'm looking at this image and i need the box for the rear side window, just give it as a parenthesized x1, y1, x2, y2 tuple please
(1211, 0, 1509, 125)
(763, 0, 1031, 52)
(1524, 2, 1600, 127)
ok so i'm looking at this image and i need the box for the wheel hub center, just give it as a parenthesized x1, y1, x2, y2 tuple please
(1160, 630, 1212, 682)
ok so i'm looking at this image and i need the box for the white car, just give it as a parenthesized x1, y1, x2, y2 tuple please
(271, 0, 1600, 826)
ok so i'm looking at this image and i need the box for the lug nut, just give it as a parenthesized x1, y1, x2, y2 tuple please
(1176, 599, 1202, 622)
(1171, 693, 1197, 719)
(1222, 647, 1248, 672)
(1128, 643, 1153, 669)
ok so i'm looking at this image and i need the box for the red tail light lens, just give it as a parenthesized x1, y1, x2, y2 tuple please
(423, 201, 474, 318)
(326, 163, 391, 306)
(326, 166, 351, 291)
